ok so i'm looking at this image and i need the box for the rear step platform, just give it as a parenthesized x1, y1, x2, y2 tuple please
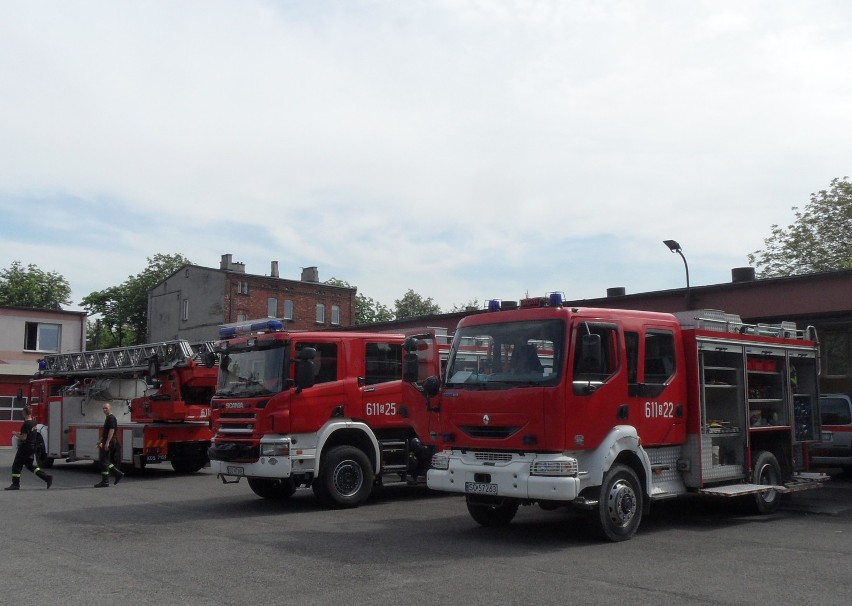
(699, 473, 828, 498)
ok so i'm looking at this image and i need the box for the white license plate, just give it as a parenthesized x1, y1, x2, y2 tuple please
(226, 466, 245, 476)
(465, 481, 498, 495)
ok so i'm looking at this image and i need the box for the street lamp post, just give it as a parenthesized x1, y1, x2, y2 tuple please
(663, 239, 691, 309)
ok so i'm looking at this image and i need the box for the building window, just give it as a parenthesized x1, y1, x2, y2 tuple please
(24, 322, 61, 352)
(182, 299, 189, 321)
(331, 305, 341, 326)
(267, 297, 278, 318)
(0, 394, 26, 421)
(236, 281, 250, 295)
(237, 313, 247, 322)
(316, 303, 325, 324)
(283, 300, 294, 320)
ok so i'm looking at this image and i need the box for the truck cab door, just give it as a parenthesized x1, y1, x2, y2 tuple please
(359, 339, 412, 429)
(568, 320, 629, 449)
(625, 327, 687, 446)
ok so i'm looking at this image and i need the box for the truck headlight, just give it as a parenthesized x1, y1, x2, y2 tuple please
(530, 458, 578, 477)
(259, 441, 290, 457)
(431, 452, 450, 470)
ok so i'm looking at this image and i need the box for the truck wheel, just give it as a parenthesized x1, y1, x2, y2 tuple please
(466, 497, 519, 527)
(247, 477, 297, 500)
(312, 445, 374, 508)
(751, 450, 782, 514)
(171, 458, 206, 474)
(595, 464, 643, 542)
(36, 435, 54, 469)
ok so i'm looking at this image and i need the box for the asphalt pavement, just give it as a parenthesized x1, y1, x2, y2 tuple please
(2, 448, 850, 606)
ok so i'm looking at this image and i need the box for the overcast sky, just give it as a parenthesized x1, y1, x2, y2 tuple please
(1, 1, 850, 314)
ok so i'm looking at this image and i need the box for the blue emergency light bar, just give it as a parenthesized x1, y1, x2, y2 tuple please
(219, 319, 284, 339)
(490, 293, 565, 311)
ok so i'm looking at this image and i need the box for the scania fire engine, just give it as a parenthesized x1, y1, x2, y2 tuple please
(207, 320, 441, 508)
(28, 340, 217, 472)
(426, 296, 826, 541)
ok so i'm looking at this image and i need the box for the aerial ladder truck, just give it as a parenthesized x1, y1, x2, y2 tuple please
(28, 340, 217, 473)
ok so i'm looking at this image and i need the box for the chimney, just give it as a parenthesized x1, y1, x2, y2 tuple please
(731, 267, 756, 283)
(271, 261, 279, 278)
(607, 287, 626, 297)
(301, 266, 319, 282)
(219, 253, 245, 273)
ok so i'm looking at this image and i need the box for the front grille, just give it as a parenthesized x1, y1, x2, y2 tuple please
(217, 411, 258, 434)
(473, 452, 513, 463)
(459, 425, 520, 439)
(217, 424, 255, 434)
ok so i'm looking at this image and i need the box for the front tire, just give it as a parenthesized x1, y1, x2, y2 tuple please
(248, 477, 297, 500)
(466, 497, 519, 527)
(312, 445, 374, 508)
(595, 464, 643, 542)
(751, 450, 782, 514)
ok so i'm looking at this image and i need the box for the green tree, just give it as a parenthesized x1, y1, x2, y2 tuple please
(448, 298, 481, 313)
(748, 177, 852, 277)
(82, 253, 191, 347)
(324, 278, 394, 325)
(356, 294, 394, 325)
(394, 289, 441, 320)
(0, 261, 72, 310)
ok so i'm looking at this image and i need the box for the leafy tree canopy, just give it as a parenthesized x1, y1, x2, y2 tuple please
(447, 298, 481, 313)
(82, 253, 191, 347)
(324, 278, 394, 325)
(0, 261, 72, 310)
(749, 176, 852, 277)
(394, 289, 441, 320)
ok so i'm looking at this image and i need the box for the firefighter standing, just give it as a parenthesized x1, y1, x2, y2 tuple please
(94, 402, 125, 488)
(5, 405, 52, 490)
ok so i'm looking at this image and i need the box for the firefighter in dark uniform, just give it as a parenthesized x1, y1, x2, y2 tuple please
(5, 405, 52, 490)
(94, 402, 125, 488)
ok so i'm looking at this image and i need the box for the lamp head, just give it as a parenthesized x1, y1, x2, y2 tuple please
(663, 239, 682, 253)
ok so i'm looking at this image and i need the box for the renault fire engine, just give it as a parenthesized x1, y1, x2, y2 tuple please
(207, 320, 441, 508)
(426, 296, 826, 541)
(28, 340, 217, 472)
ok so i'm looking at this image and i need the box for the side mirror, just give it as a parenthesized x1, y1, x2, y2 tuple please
(295, 347, 316, 390)
(422, 375, 440, 398)
(403, 353, 419, 382)
(422, 375, 441, 413)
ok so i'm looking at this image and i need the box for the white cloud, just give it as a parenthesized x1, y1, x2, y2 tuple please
(1, 0, 850, 312)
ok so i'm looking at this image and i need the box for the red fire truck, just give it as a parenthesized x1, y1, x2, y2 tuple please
(426, 297, 826, 541)
(29, 340, 216, 472)
(207, 320, 441, 508)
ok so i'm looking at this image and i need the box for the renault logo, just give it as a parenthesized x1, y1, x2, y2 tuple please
(482, 414, 490, 425)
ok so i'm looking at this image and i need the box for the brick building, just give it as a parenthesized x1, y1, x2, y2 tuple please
(147, 254, 357, 343)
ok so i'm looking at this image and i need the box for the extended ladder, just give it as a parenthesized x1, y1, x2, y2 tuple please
(41, 340, 216, 377)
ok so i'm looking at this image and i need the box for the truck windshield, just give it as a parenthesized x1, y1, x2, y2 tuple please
(216, 342, 288, 397)
(445, 319, 564, 388)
